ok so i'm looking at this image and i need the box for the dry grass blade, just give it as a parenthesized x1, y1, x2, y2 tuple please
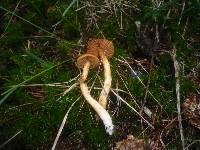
(117, 56, 162, 107)
(56, 82, 79, 101)
(0, 130, 23, 148)
(0, 61, 67, 105)
(51, 97, 80, 150)
(116, 70, 139, 109)
(172, 45, 186, 150)
(11, 74, 81, 88)
(62, 0, 79, 17)
(111, 89, 154, 129)
(0, 6, 56, 38)
(3, 0, 22, 34)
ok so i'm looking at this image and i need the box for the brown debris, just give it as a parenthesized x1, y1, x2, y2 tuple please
(115, 135, 146, 150)
(26, 87, 46, 101)
(183, 95, 200, 129)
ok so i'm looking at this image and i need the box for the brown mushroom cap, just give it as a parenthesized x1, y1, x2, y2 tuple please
(87, 39, 114, 59)
(86, 40, 99, 57)
(77, 54, 99, 69)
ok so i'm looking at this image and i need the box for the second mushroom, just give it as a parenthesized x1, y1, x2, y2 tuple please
(77, 38, 114, 135)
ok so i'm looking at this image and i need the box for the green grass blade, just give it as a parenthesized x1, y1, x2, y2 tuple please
(0, 61, 68, 105)
(26, 51, 53, 68)
(62, 0, 78, 17)
(3, 0, 22, 33)
(0, 88, 17, 105)
(0, 6, 56, 37)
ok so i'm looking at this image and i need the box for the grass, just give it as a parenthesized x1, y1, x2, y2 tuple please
(0, 0, 200, 149)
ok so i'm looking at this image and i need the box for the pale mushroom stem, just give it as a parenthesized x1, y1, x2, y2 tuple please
(80, 61, 114, 135)
(98, 49, 112, 109)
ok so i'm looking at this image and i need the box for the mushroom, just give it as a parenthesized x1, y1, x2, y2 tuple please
(77, 43, 114, 135)
(87, 39, 114, 109)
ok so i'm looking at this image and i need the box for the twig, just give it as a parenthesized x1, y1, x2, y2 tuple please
(172, 45, 186, 150)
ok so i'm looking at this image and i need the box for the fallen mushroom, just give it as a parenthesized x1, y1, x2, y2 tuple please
(77, 44, 114, 135)
(87, 39, 114, 109)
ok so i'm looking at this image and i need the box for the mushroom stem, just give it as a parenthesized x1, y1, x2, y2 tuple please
(80, 61, 114, 135)
(80, 61, 90, 82)
(98, 49, 112, 109)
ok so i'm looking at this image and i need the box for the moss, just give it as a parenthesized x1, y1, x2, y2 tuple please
(0, 0, 200, 149)
(1, 23, 24, 48)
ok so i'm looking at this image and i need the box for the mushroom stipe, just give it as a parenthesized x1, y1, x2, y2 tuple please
(98, 49, 112, 109)
(76, 38, 114, 135)
(80, 61, 114, 135)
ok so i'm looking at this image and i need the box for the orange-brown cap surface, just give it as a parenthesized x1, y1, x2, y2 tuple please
(77, 54, 99, 69)
(87, 39, 114, 59)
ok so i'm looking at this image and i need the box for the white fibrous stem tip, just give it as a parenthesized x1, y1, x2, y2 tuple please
(94, 102, 114, 135)
(100, 108, 114, 135)
(105, 122, 114, 135)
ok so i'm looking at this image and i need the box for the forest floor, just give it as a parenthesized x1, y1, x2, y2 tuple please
(0, 0, 200, 149)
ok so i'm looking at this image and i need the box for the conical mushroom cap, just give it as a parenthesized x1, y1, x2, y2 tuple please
(77, 54, 99, 69)
(87, 39, 114, 59)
